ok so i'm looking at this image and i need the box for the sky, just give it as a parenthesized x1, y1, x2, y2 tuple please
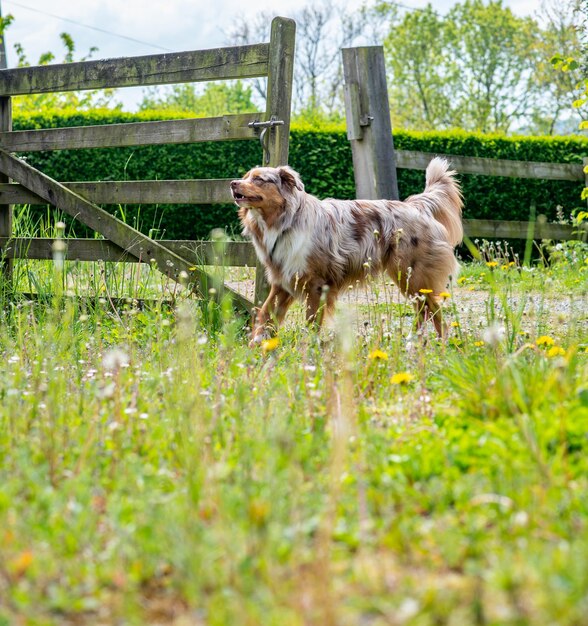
(0, 0, 544, 110)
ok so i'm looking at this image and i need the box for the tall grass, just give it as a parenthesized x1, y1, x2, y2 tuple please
(0, 218, 586, 624)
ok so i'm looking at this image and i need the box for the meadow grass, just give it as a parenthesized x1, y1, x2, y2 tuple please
(0, 234, 586, 625)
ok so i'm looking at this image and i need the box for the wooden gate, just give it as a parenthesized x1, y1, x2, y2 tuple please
(0, 16, 296, 311)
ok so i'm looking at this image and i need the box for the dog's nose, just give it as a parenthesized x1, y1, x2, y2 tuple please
(230, 180, 239, 189)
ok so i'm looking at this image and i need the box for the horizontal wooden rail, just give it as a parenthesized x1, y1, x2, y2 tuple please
(1, 218, 584, 271)
(0, 113, 261, 151)
(0, 238, 257, 266)
(0, 43, 270, 96)
(396, 150, 583, 182)
(464, 219, 586, 240)
(0, 179, 236, 205)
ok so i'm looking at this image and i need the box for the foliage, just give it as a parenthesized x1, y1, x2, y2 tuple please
(225, 0, 391, 116)
(533, 1, 585, 134)
(551, 0, 588, 196)
(0, 248, 586, 623)
(138, 81, 257, 116)
(0, 17, 120, 113)
(11, 109, 588, 240)
(382, 0, 579, 134)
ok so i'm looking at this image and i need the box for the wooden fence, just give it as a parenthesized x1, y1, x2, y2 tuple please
(343, 46, 588, 243)
(0, 36, 585, 313)
(0, 16, 296, 309)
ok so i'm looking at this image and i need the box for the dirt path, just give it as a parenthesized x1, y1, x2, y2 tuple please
(227, 277, 587, 338)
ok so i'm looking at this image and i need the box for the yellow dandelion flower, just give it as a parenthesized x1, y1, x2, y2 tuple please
(457, 277, 467, 284)
(261, 337, 280, 353)
(486, 261, 498, 268)
(9, 550, 34, 576)
(474, 341, 485, 347)
(419, 288, 433, 294)
(509, 261, 516, 267)
(501, 265, 509, 270)
(439, 291, 451, 298)
(547, 346, 565, 357)
(451, 321, 460, 327)
(390, 372, 415, 385)
(248, 498, 270, 526)
(368, 349, 389, 361)
(536, 336, 555, 347)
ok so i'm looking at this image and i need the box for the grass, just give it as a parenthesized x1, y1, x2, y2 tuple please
(0, 232, 587, 625)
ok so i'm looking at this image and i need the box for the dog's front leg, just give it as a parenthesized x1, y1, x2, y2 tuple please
(250, 284, 293, 346)
(304, 284, 336, 329)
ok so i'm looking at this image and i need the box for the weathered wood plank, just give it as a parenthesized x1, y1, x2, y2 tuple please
(342, 47, 399, 201)
(265, 17, 296, 168)
(0, 238, 257, 266)
(464, 218, 586, 240)
(0, 150, 252, 311)
(396, 150, 583, 182)
(0, 114, 261, 151)
(0, 179, 236, 205)
(0, 44, 270, 95)
(0, 95, 11, 280)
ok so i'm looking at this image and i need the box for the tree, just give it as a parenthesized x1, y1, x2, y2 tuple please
(138, 80, 257, 116)
(381, 0, 581, 134)
(225, 0, 388, 119)
(382, 5, 455, 129)
(0, 18, 120, 112)
(445, 0, 540, 132)
(530, 0, 584, 134)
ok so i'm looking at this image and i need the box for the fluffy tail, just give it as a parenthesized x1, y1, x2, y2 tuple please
(424, 157, 463, 247)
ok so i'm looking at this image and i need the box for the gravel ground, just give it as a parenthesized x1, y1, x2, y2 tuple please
(227, 276, 587, 339)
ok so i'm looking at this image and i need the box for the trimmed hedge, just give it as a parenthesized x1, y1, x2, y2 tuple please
(13, 109, 588, 239)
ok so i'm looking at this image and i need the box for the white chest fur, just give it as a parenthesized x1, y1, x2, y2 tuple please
(270, 229, 312, 283)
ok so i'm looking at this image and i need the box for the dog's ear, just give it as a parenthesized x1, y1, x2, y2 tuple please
(278, 166, 304, 192)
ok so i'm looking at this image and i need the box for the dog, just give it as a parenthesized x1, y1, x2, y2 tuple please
(231, 157, 463, 344)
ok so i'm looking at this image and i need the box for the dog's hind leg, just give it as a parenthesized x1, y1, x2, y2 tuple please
(389, 266, 448, 339)
(250, 284, 294, 346)
(418, 294, 447, 339)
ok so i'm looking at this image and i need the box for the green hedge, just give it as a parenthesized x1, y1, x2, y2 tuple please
(13, 110, 588, 239)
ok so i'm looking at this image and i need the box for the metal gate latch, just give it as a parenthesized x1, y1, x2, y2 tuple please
(248, 117, 285, 164)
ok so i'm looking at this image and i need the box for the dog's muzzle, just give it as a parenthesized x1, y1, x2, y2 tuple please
(230, 180, 260, 204)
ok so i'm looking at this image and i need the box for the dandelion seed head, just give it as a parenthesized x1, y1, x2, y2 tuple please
(103, 347, 130, 371)
(482, 323, 505, 347)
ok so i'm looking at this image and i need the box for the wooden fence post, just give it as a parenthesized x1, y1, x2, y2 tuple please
(0, 7, 11, 284)
(0, 95, 12, 283)
(342, 46, 398, 201)
(253, 16, 296, 308)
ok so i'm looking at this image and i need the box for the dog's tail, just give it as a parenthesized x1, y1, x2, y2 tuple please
(424, 157, 463, 247)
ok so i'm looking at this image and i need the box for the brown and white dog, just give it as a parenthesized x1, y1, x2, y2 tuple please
(231, 158, 463, 344)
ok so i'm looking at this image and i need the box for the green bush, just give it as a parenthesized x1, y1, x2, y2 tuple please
(13, 110, 588, 239)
